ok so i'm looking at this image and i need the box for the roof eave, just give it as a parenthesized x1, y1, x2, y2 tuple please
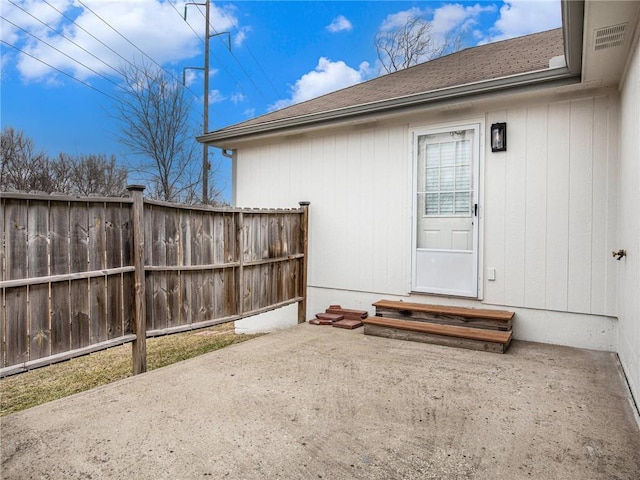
(198, 67, 579, 147)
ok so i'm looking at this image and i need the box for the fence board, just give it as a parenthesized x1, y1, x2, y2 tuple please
(5, 287, 28, 365)
(90, 276, 106, 344)
(28, 200, 49, 278)
(122, 272, 134, 335)
(50, 280, 70, 355)
(5, 199, 27, 280)
(105, 204, 122, 270)
(50, 202, 70, 276)
(121, 204, 132, 268)
(152, 271, 168, 331)
(107, 274, 123, 339)
(28, 283, 50, 361)
(70, 278, 90, 349)
(70, 203, 89, 274)
(89, 203, 105, 270)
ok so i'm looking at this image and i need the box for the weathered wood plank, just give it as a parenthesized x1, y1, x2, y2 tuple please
(70, 279, 90, 349)
(180, 269, 192, 326)
(122, 272, 134, 335)
(190, 211, 203, 266)
(90, 276, 106, 343)
(224, 213, 236, 263)
(120, 203, 132, 268)
(70, 203, 89, 274)
(50, 280, 70, 355)
(4, 287, 28, 365)
(165, 270, 180, 327)
(27, 200, 49, 278)
(191, 271, 205, 324)
(224, 268, 237, 317)
(28, 283, 50, 361)
(5, 199, 28, 281)
(151, 272, 168, 331)
(50, 201, 70, 276)
(165, 207, 179, 267)
(105, 203, 122, 269)
(107, 274, 122, 339)
(88, 202, 105, 271)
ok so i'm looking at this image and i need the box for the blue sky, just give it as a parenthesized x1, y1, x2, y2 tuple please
(1, 0, 561, 201)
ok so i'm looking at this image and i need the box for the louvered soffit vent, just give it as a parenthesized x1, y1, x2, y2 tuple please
(594, 23, 627, 51)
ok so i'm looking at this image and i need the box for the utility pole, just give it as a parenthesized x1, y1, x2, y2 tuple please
(184, 1, 228, 204)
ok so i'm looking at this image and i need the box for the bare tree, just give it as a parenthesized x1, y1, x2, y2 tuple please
(1, 127, 52, 192)
(375, 16, 462, 74)
(113, 61, 200, 203)
(55, 153, 128, 197)
(1, 127, 128, 196)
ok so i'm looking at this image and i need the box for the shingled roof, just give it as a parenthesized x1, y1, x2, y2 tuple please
(201, 28, 566, 144)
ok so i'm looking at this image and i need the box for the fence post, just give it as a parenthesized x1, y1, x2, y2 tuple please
(298, 202, 310, 324)
(127, 185, 147, 375)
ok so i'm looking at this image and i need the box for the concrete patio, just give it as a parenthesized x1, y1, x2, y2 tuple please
(2, 322, 639, 479)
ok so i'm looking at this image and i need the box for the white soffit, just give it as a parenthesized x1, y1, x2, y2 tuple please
(582, 1, 640, 85)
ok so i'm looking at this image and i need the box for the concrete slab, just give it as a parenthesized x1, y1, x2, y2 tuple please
(2, 323, 639, 479)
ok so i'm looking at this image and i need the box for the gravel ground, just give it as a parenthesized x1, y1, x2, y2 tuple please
(2, 322, 639, 479)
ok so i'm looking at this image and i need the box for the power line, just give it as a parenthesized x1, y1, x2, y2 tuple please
(0, 15, 120, 88)
(8, 0, 121, 78)
(0, 40, 119, 102)
(216, 6, 283, 99)
(74, 0, 203, 102)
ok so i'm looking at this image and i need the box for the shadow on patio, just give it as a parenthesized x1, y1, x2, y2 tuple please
(2, 322, 639, 479)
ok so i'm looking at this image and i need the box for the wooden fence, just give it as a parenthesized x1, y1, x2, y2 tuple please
(0, 187, 309, 377)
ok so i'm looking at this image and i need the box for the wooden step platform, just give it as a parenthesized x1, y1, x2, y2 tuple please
(372, 300, 513, 331)
(367, 300, 515, 354)
(363, 316, 512, 354)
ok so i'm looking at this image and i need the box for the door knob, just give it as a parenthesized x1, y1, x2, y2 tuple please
(612, 249, 626, 260)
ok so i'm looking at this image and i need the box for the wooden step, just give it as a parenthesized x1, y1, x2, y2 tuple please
(372, 300, 514, 331)
(363, 316, 512, 354)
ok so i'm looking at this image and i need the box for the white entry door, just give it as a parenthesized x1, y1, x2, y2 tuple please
(412, 124, 480, 297)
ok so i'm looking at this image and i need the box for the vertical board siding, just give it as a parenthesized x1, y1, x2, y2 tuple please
(237, 124, 409, 296)
(486, 96, 615, 315)
(523, 105, 548, 309)
(545, 102, 571, 311)
(503, 108, 527, 307)
(568, 99, 594, 313)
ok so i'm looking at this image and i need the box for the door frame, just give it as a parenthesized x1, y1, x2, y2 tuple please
(409, 119, 485, 299)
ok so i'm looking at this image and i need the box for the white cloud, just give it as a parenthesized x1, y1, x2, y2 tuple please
(230, 92, 246, 104)
(3, 0, 244, 83)
(209, 89, 225, 104)
(326, 15, 353, 33)
(484, 0, 561, 42)
(269, 57, 370, 111)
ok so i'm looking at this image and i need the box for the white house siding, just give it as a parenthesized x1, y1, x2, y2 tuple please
(234, 90, 619, 351)
(235, 125, 411, 297)
(484, 94, 619, 317)
(617, 37, 640, 406)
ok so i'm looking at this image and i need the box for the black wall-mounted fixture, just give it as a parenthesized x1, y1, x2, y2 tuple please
(490, 122, 507, 152)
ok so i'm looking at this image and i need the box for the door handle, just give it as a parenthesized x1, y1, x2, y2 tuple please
(474, 203, 478, 217)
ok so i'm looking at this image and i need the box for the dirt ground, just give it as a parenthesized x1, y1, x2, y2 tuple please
(2, 323, 639, 479)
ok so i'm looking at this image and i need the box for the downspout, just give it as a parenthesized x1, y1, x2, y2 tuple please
(220, 148, 236, 206)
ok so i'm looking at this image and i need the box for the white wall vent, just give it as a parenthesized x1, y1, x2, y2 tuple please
(594, 23, 627, 51)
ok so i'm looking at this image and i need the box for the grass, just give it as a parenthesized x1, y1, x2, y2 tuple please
(0, 324, 261, 417)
